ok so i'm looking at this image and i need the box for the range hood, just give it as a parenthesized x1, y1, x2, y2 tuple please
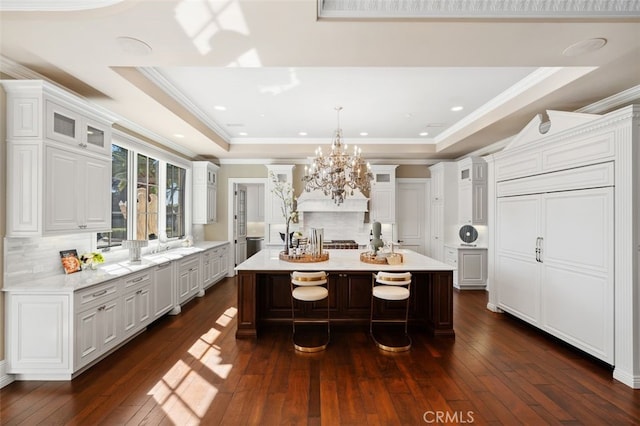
(297, 189, 369, 212)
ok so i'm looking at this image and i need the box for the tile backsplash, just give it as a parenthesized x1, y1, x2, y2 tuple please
(4, 234, 94, 284)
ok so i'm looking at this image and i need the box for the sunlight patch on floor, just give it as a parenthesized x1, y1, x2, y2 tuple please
(147, 304, 238, 422)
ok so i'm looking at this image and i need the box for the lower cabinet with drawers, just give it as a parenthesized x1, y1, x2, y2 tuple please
(4, 242, 230, 381)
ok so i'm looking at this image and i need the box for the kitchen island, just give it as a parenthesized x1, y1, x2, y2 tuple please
(235, 248, 455, 338)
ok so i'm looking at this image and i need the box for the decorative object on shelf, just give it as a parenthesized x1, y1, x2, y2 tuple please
(270, 171, 298, 252)
(303, 106, 373, 205)
(80, 252, 105, 270)
(60, 249, 82, 274)
(370, 221, 384, 254)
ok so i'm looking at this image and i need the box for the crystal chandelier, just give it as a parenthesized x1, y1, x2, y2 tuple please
(303, 107, 373, 205)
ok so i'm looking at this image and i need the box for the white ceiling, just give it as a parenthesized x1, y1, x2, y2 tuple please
(1, 0, 639, 163)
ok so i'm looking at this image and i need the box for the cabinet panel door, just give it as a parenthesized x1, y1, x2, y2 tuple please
(371, 186, 394, 223)
(154, 263, 174, 317)
(207, 185, 217, 223)
(101, 299, 120, 351)
(429, 202, 444, 260)
(44, 147, 82, 232)
(7, 142, 41, 235)
(122, 292, 137, 335)
(459, 251, 485, 283)
(46, 100, 80, 146)
(540, 187, 614, 362)
(458, 183, 471, 224)
(83, 156, 111, 231)
(76, 308, 99, 366)
(177, 270, 190, 302)
(138, 287, 152, 326)
(496, 195, 541, 324)
(472, 183, 487, 224)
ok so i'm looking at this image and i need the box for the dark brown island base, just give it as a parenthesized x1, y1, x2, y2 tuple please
(235, 249, 455, 338)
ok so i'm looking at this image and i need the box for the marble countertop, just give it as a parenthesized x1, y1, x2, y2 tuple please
(3, 241, 229, 293)
(444, 244, 488, 250)
(236, 248, 454, 272)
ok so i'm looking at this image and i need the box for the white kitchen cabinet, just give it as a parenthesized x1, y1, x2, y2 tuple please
(444, 245, 487, 290)
(201, 248, 218, 290)
(458, 157, 487, 225)
(428, 162, 457, 261)
(7, 293, 72, 379)
(369, 165, 397, 224)
(193, 161, 219, 224)
(44, 145, 111, 234)
(265, 165, 294, 224)
(153, 261, 175, 318)
(201, 243, 230, 290)
(495, 163, 614, 363)
(246, 184, 265, 222)
(2, 80, 114, 238)
(218, 244, 230, 279)
(177, 254, 201, 304)
(45, 99, 111, 156)
(75, 281, 120, 370)
(122, 271, 153, 339)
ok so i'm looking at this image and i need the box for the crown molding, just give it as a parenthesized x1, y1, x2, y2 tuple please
(576, 84, 640, 114)
(0, 55, 198, 159)
(139, 67, 232, 142)
(0, 0, 124, 11)
(318, 0, 640, 19)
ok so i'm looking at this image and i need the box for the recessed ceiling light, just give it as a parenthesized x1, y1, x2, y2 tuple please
(451, 106, 464, 112)
(116, 36, 152, 56)
(238, 132, 248, 136)
(214, 105, 227, 111)
(419, 132, 429, 136)
(298, 132, 308, 136)
(359, 132, 368, 136)
(173, 133, 184, 138)
(562, 38, 607, 57)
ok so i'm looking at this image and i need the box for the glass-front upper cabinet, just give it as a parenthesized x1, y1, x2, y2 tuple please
(46, 100, 111, 156)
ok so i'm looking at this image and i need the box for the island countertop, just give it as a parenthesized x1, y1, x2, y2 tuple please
(235, 248, 455, 272)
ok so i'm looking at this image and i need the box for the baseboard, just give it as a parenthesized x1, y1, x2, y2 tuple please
(0, 360, 15, 389)
(613, 368, 640, 389)
(486, 302, 503, 313)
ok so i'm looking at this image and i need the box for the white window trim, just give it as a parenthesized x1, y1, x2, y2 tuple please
(98, 129, 192, 252)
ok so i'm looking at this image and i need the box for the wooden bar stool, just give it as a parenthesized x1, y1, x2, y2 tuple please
(370, 271, 412, 352)
(290, 271, 329, 352)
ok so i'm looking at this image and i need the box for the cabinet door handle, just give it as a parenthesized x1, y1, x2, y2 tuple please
(538, 237, 543, 263)
(92, 289, 107, 297)
(98, 305, 106, 311)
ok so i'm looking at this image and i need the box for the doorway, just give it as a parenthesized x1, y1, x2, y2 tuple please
(227, 178, 267, 270)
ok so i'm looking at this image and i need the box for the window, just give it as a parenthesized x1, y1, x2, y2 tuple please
(166, 164, 186, 239)
(97, 144, 129, 249)
(136, 154, 159, 240)
(96, 135, 190, 250)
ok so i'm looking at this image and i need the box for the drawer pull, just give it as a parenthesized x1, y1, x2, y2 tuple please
(98, 305, 106, 311)
(92, 289, 107, 298)
(158, 262, 171, 268)
(131, 276, 144, 283)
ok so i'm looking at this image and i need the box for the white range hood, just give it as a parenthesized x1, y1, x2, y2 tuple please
(296, 189, 369, 212)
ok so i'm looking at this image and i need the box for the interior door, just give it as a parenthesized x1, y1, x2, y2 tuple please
(396, 180, 427, 254)
(234, 184, 248, 266)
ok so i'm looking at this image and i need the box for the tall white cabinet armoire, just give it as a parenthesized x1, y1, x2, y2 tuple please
(487, 106, 640, 389)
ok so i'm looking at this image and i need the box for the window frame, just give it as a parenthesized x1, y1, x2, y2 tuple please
(97, 129, 192, 252)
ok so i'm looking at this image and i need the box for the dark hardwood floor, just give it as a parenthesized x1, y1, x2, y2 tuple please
(1, 276, 638, 425)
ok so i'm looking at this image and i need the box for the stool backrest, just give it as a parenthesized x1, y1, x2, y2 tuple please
(292, 271, 328, 286)
(375, 271, 412, 286)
